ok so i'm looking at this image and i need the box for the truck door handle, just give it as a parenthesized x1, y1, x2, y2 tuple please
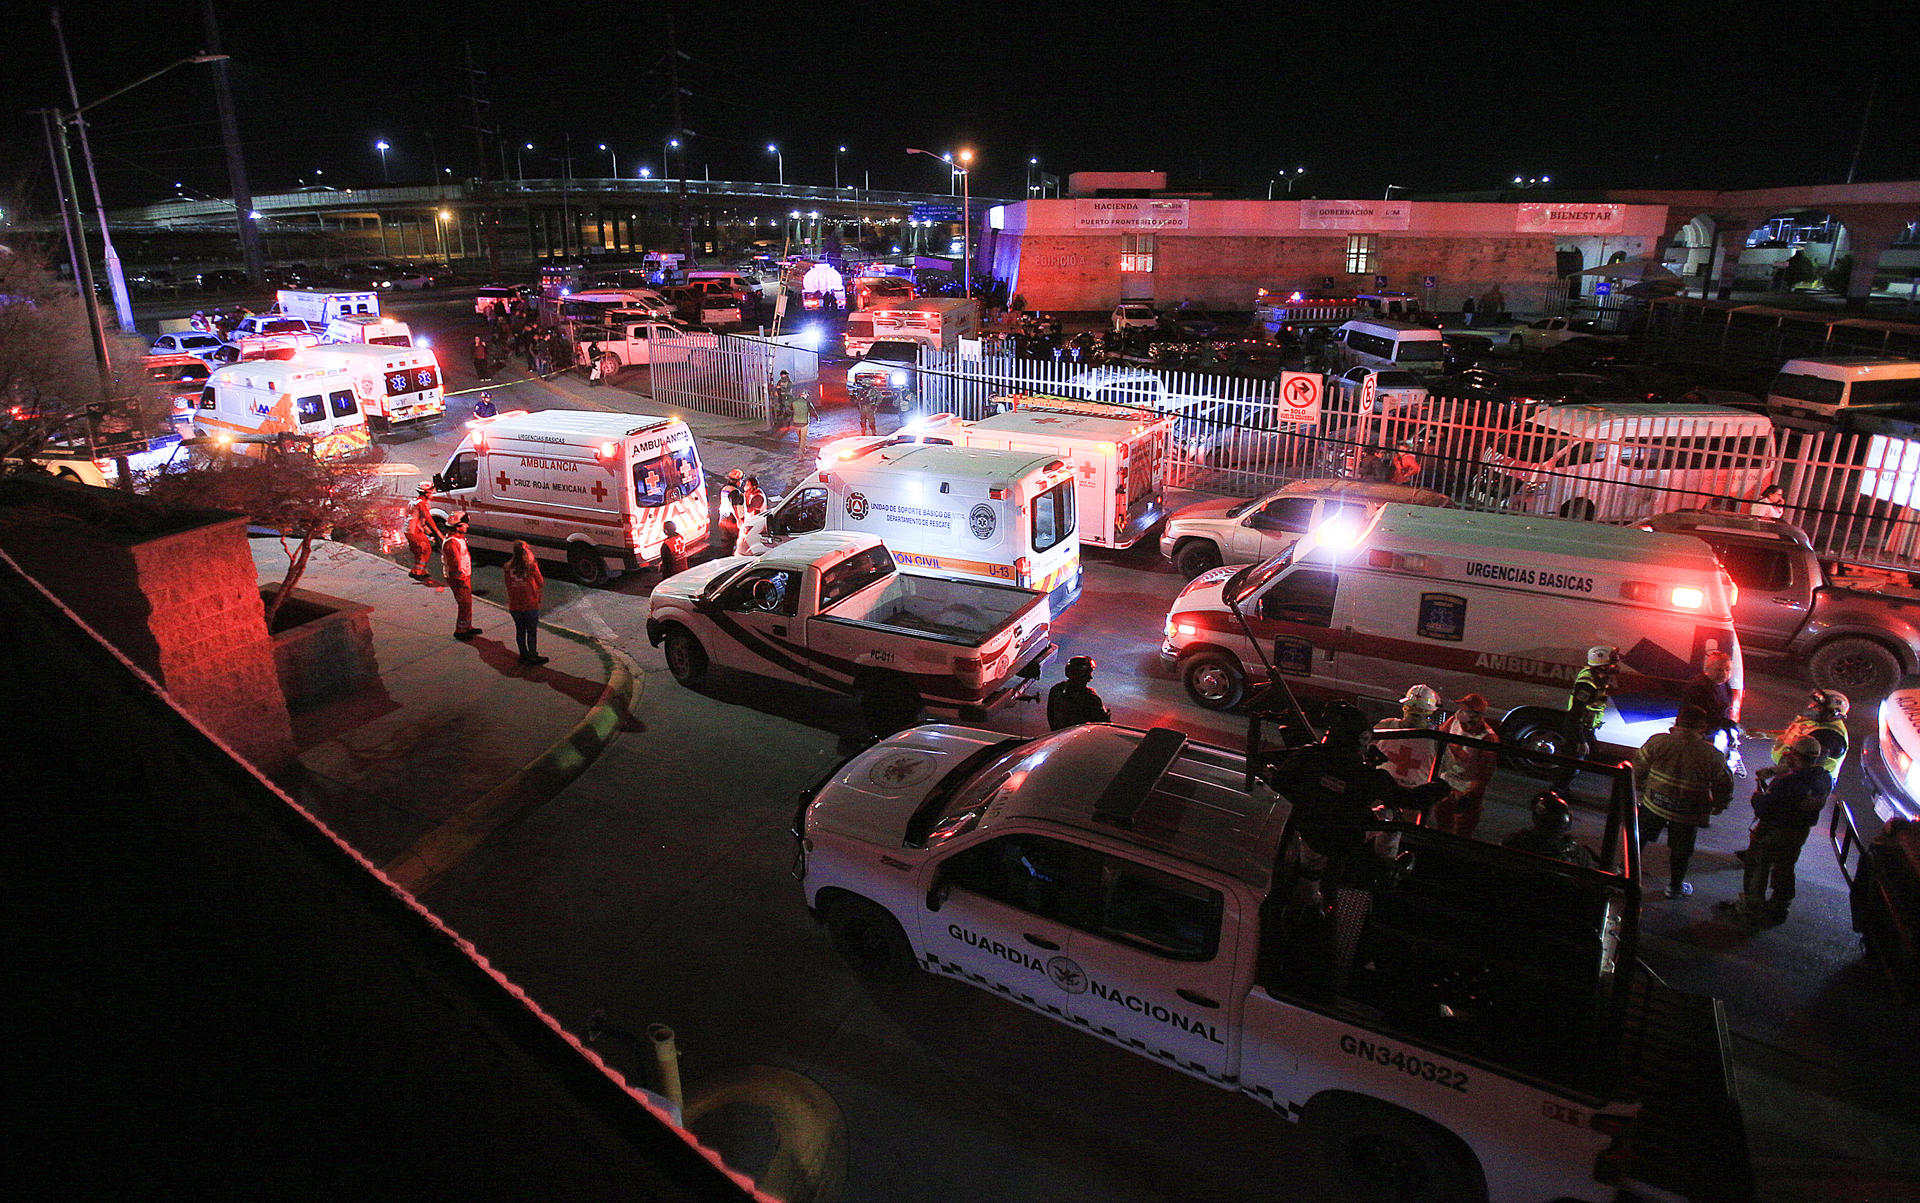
(1022, 933, 1060, 951)
(1177, 988, 1221, 1009)
(772, 624, 787, 635)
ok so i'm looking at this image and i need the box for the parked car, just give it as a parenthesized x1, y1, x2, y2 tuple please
(150, 332, 226, 359)
(1534, 335, 1637, 371)
(1160, 477, 1452, 577)
(1111, 302, 1157, 333)
(1327, 366, 1429, 415)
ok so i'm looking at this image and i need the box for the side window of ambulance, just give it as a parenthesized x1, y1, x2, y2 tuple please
(1093, 856, 1222, 961)
(1258, 568, 1338, 626)
(447, 451, 478, 491)
(295, 394, 325, 425)
(940, 834, 1092, 926)
(329, 389, 358, 419)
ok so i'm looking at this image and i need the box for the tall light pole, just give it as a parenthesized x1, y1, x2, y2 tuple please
(518, 142, 532, 183)
(1268, 166, 1306, 199)
(599, 142, 617, 179)
(436, 208, 451, 263)
(766, 143, 783, 185)
(375, 139, 390, 183)
(835, 145, 846, 190)
(50, 10, 227, 334)
(1027, 156, 1037, 197)
(906, 147, 971, 296)
(664, 136, 679, 185)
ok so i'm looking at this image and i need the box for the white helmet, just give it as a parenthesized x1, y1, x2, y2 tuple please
(1400, 684, 1440, 713)
(1807, 688, 1850, 720)
(1587, 645, 1618, 667)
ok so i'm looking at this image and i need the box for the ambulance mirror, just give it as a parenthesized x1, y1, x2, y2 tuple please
(430, 473, 446, 492)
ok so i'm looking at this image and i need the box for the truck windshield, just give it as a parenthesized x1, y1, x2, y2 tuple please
(1489, 429, 1568, 466)
(905, 737, 1038, 849)
(1227, 543, 1297, 606)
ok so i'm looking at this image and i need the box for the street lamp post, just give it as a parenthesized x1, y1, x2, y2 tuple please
(665, 136, 680, 185)
(436, 209, 451, 263)
(1028, 157, 1038, 196)
(835, 145, 846, 190)
(766, 143, 783, 185)
(48, 12, 228, 335)
(905, 147, 971, 296)
(375, 140, 390, 183)
(600, 142, 617, 179)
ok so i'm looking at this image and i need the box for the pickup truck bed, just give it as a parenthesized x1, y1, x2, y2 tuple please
(823, 573, 1037, 644)
(1611, 968, 1754, 1203)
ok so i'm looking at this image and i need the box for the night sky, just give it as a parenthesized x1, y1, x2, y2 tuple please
(4, 0, 1915, 216)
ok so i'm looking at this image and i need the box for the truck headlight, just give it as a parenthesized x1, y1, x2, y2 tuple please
(891, 371, 908, 387)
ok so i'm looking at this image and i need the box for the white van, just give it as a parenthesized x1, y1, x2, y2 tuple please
(432, 410, 708, 586)
(1765, 357, 1920, 428)
(193, 361, 372, 461)
(1163, 504, 1743, 757)
(277, 289, 379, 326)
(1466, 402, 1776, 522)
(1328, 318, 1448, 376)
(744, 443, 1082, 610)
(297, 342, 444, 429)
(867, 298, 981, 353)
(956, 395, 1171, 549)
(321, 314, 414, 348)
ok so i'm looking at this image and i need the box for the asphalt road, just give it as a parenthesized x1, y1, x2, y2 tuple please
(141, 288, 1920, 1201)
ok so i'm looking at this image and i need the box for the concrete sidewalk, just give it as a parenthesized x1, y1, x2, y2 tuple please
(253, 537, 638, 894)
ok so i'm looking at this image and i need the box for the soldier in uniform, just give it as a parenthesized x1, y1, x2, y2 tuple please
(1047, 656, 1112, 730)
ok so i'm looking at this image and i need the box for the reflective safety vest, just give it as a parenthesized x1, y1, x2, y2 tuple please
(1566, 666, 1609, 730)
(1774, 715, 1848, 776)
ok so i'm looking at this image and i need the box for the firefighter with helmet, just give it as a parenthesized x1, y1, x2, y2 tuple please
(1558, 645, 1619, 786)
(1758, 688, 1850, 778)
(1501, 790, 1599, 869)
(1047, 655, 1111, 730)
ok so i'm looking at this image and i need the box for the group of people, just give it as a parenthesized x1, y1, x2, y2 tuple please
(471, 318, 571, 383)
(765, 370, 813, 454)
(403, 482, 547, 665)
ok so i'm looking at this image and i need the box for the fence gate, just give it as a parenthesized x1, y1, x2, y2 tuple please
(650, 332, 820, 424)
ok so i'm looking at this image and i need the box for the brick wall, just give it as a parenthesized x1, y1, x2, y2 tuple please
(0, 478, 295, 773)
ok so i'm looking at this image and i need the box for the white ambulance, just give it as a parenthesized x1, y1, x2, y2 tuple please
(743, 444, 1082, 611)
(321, 314, 414, 348)
(276, 289, 380, 326)
(191, 360, 372, 461)
(431, 410, 708, 586)
(1162, 503, 1742, 757)
(297, 343, 444, 429)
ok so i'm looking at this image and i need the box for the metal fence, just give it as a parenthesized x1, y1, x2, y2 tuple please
(909, 351, 1920, 574)
(648, 332, 821, 424)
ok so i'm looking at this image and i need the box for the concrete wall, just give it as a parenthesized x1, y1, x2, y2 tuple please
(0, 478, 295, 773)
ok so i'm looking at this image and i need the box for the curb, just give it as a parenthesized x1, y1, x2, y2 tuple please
(381, 619, 642, 896)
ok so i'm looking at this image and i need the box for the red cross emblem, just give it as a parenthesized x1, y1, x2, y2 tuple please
(590, 479, 609, 503)
(1377, 738, 1434, 785)
(1077, 461, 1098, 482)
(494, 470, 512, 492)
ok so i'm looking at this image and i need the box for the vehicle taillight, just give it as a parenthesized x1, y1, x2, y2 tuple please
(953, 655, 986, 693)
(1014, 556, 1032, 586)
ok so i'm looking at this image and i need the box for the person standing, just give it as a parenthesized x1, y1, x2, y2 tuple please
(444, 518, 480, 640)
(1373, 685, 1442, 788)
(504, 541, 548, 665)
(1558, 645, 1618, 786)
(1720, 734, 1832, 926)
(1501, 791, 1598, 869)
(1750, 485, 1787, 520)
(769, 371, 794, 439)
(1388, 440, 1421, 486)
(1047, 656, 1112, 730)
(471, 334, 492, 382)
(1764, 689, 1850, 779)
(788, 374, 812, 456)
(1633, 705, 1735, 898)
(853, 381, 879, 437)
(735, 476, 768, 555)
(473, 391, 497, 419)
(1681, 651, 1742, 775)
(659, 520, 690, 578)
(717, 468, 746, 551)
(1434, 693, 1500, 836)
(404, 482, 444, 580)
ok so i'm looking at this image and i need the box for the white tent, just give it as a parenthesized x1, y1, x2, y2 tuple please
(801, 262, 846, 308)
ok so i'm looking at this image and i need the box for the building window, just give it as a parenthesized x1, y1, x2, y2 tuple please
(1121, 233, 1155, 273)
(1345, 234, 1378, 275)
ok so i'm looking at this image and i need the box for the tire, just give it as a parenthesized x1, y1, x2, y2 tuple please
(598, 352, 622, 373)
(1173, 539, 1224, 580)
(1810, 637, 1904, 696)
(858, 673, 923, 736)
(663, 627, 709, 687)
(1508, 333, 1524, 350)
(1501, 708, 1570, 776)
(1302, 1094, 1486, 1203)
(567, 542, 608, 588)
(1182, 651, 1245, 710)
(1558, 498, 1597, 521)
(823, 894, 916, 982)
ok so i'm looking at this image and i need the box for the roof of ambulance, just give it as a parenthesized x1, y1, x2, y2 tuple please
(1371, 504, 1724, 573)
(212, 359, 351, 384)
(481, 410, 677, 439)
(970, 406, 1159, 437)
(870, 443, 1063, 477)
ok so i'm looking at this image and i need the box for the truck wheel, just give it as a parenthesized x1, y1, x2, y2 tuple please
(1173, 539, 1223, 580)
(1811, 638, 1904, 696)
(663, 628, 709, 687)
(568, 543, 608, 587)
(823, 895, 916, 983)
(1558, 498, 1596, 521)
(1501, 708, 1569, 776)
(858, 673, 924, 735)
(1507, 333, 1524, 350)
(1303, 1094, 1486, 1203)
(1182, 652, 1245, 710)
(598, 352, 622, 373)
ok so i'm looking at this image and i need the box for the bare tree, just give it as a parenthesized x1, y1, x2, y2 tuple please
(0, 241, 171, 474)
(146, 441, 406, 630)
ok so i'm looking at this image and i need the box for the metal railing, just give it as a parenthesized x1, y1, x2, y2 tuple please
(648, 332, 821, 425)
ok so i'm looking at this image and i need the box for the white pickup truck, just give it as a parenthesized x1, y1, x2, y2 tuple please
(796, 721, 1752, 1203)
(1496, 316, 1630, 353)
(575, 318, 705, 371)
(646, 532, 1054, 730)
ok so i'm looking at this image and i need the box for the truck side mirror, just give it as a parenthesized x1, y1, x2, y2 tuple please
(431, 473, 446, 492)
(926, 875, 951, 913)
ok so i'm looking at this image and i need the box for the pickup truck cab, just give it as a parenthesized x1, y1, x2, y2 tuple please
(1160, 478, 1451, 578)
(574, 318, 700, 371)
(647, 531, 1054, 730)
(796, 721, 1751, 1203)
(1640, 509, 1920, 694)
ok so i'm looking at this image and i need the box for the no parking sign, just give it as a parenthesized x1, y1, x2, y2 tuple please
(1279, 371, 1323, 426)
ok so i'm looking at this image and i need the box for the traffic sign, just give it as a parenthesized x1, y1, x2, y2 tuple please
(1279, 371, 1324, 426)
(1594, 281, 1613, 296)
(910, 203, 962, 223)
(1423, 274, 1437, 289)
(1375, 275, 1389, 290)
(1360, 370, 1378, 414)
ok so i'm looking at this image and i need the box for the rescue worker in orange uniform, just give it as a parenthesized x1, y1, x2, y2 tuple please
(405, 482, 444, 580)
